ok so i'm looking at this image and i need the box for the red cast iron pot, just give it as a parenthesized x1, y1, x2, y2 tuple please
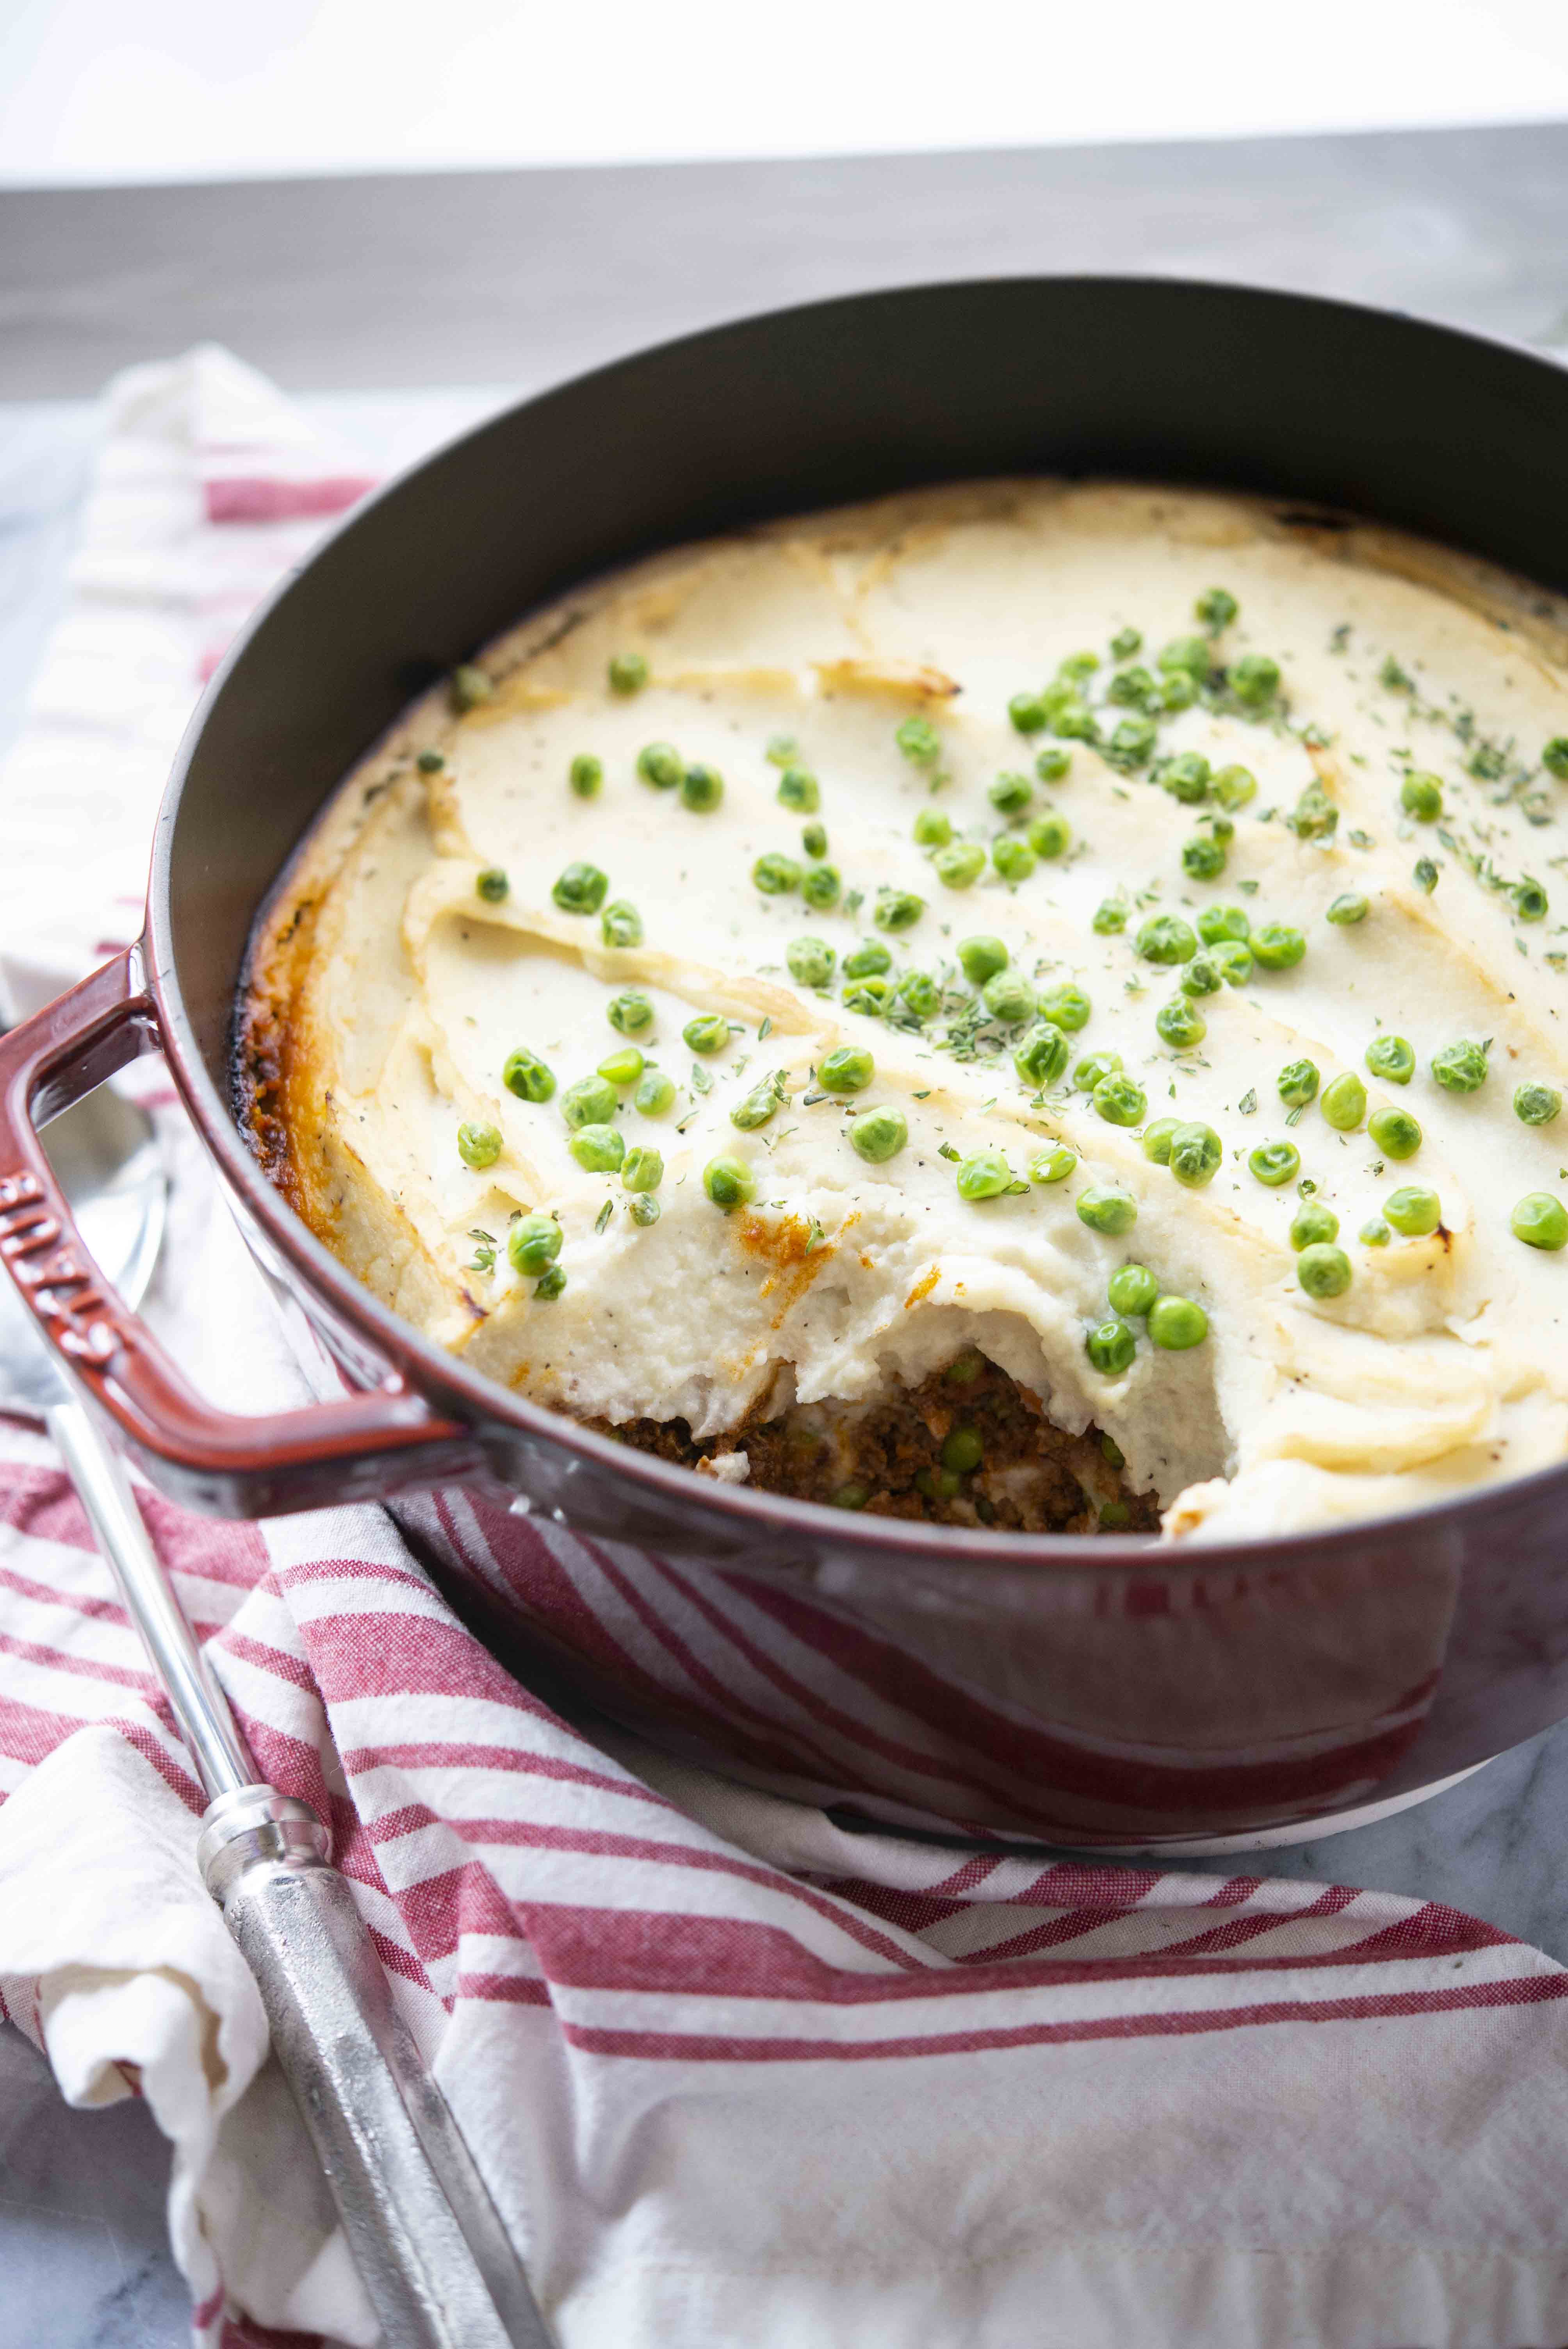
(2, 278, 1566, 1847)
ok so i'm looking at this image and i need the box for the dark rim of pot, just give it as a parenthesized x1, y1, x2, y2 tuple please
(146, 271, 1568, 1576)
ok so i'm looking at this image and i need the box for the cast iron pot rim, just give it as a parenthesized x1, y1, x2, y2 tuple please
(145, 267, 1568, 1576)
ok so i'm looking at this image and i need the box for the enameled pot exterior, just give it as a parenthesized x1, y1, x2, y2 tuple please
(5, 276, 1568, 1845)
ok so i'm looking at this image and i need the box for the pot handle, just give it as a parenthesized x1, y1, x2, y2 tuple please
(0, 950, 477, 1516)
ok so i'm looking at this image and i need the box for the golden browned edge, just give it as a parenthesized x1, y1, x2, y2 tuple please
(230, 477, 1568, 1531)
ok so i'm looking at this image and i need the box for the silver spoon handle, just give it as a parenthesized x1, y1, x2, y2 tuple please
(46, 1396, 549, 2349)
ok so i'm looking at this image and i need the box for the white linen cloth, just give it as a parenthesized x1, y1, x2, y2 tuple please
(0, 349, 1566, 2349)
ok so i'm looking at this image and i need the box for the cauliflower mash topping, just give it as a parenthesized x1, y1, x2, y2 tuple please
(242, 482, 1568, 1539)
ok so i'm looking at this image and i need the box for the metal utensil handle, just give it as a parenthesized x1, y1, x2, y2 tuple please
(200, 1791, 552, 2349)
(47, 1395, 550, 2346)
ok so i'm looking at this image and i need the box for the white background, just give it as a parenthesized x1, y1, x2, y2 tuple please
(4, 0, 1568, 186)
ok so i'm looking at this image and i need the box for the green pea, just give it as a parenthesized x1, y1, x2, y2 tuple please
(801, 863, 842, 908)
(503, 1046, 555, 1103)
(983, 970, 1037, 1026)
(802, 822, 829, 859)
(601, 898, 642, 948)
(1211, 940, 1253, 986)
(1162, 752, 1212, 805)
(820, 1045, 874, 1092)
(1110, 626, 1142, 659)
(843, 940, 892, 980)
(1074, 1049, 1122, 1093)
(788, 936, 836, 987)
(570, 753, 604, 798)
(1413, 858, 1439, 895)
(1196, 586, 1238, 630)
(1058, 650, 1099, 683)
(898, 970, 942, 1018)
(1025, 987, 1083, 1041)
(1162, 673, 1199, 713)
(1197, 904, 1251, 945)
(570, 1122, 625, 1172)
(753, 853, 801, 895)
(1142, 1117, 1178, 1165)
(1320, 1072, 1367, 1130)
(777, 766, 819, 812)
(1511, 1192, 1568, 1249)
(1249, 1140, 1301, 1187)
(833, 1482, 870, 1510)
(731, 1080, 783, 1131)
(1077, 1186, 1138, 1235)
(416, 749, 444, 773)
(1147, 1294, 1209, 1349)
(1026, 811, 1071, 860)
(637, 740, 682, 789)
(990, 770, 1034, 816)
(895, 715, 943, 766)
(1181, 833, 1227, 882)
(1287, 781, 1338, 843)
(458, 1121, 502, 1170)
(1384, 1184, 1441, 1237)
(913, 807, 953, 847)
(849, 1106, 908, 1163)
(476, 867, 509, 903)
(941, 1423, 985, 1475)
(1035, 745, 1072, 782)
(1297, 1242, 1351, 1298)
(957, 1148, 1013, 1201)
(552, 861, 609, 915)
(992, 837, 1037, 883)
(562, 1074, 619, 1129)
(681, 763, 723, 812)
(1158, 635, 1212, 684)
(1326, 891, 1369, 925)
(606, 989, 654, 1037)
(509, 1213, 562, 1275)
(1365, 1034, 1414, 1085)
(634, 1068, 676, 1116)
(684, 1014, 731, 1055)
(1136, 914, 1198, 964)
(608, 652, 649, 694)
(1095, 1072, 1147, 1126)
(1108, 1262, 1160, 1317)
(1013, 1022, 1070, 1087)
(1515, 878, 1550, 922)
(1431, 1039, 1488, 1094)
(451, 664, 493, 711)
(1106, 716, 1158, 771)
(1108, 664, 1159, 709)
(704, 1155, 757, 1210)
(843, 975, 895, 1017)
(1180, 954, 1223, 997)
(1156, 996, 1206, 1050)
(598, 1044, 645, 1086)
(1252, 923, 1306, 971)
(766, 734, 800, 768)
(1211, 764, 1258, 812)
(533, 1264, 567, 1300)
(933, 840, 987, 889)
(1030, 1143, 1076, 1183)
(1515, 1082, 1563, 1126)
(1400, 770, 1443, 821)
(1361, 1218, 1392, 1248)
(1008, 692, 1048, 735)
(1291, 1199, 1340, 1249)
(1085, 1319, 1137, 1375)
(622, 1146, 663, 1192)
(1278, 1060, 1319, 1109)
(1368, 1105, 1422, 1159)
(876, 888, 924, 932)
(1210, 812, 1235, 843)
(1168, 1122, 1222, 1188)
(1092, 898, 1128, 935)
(1051, 700, 1098, 742)
(958, 934, 1009, 985)
(1543, 737, 1568, 780)
(1231, 652, 1281, 705)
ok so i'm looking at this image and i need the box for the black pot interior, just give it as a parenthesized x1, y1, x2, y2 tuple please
(157, 274, 1568, 1098)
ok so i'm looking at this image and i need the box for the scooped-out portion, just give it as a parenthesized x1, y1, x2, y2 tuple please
(237, 479, 1568, 1540)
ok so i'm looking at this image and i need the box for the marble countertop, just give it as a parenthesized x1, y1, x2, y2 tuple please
(5, 120, 1568, 2345)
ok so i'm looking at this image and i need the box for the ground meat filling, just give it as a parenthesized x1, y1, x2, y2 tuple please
(602, 1353, 1160, 1533)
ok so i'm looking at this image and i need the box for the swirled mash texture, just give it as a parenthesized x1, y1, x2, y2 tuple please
(249, 483, 1568, 1539)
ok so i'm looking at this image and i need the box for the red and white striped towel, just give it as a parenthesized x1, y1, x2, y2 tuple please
(2, 349, 1566, 2349)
